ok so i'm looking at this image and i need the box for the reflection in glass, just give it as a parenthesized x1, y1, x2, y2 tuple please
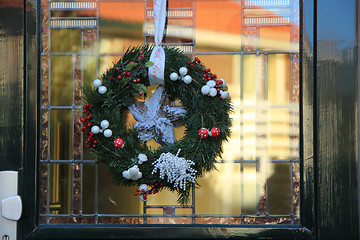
(50, 110, 72, 160)
(98, 164, 141, 214)
(82, 164, 95, 214)
(268, 163, 291, 214)
(51, 56, 73, 106)
(51, 29, 81, 53)
(268, 109, 290, 160)
(50, 164, 71, 214)
(268, 54, 290, 105)
(196, 163, 241, 215)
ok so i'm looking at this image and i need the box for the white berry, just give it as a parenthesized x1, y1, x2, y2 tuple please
(220, 78, 226, 87)
(179, 67, 188, 76)
(170, 72, 179, 81)
(98, 86, 107, 94)
(206, 80, 216, 88)
(221, 91, 229, 99)
(183, 75, 192, 84)
(91, 126, 100, 134)
(93, 79, 102, 87)
(100, 120, 109, 129)
(103, 129, 112, 138)
(209, 88, 217, 97)
(138, 153, 148, 162)
(201, 85, 211, 95)
(139, 184, 148, 192)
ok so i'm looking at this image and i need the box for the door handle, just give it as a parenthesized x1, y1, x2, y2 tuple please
(0, 171, 22, 240)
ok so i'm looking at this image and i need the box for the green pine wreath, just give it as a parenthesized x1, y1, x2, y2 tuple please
(81, 45, 232, 204)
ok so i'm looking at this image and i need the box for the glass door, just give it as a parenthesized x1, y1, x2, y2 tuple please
(39, 0, 300, 226)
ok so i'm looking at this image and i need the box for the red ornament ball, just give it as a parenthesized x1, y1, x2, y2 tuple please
(113, 138, 124, 148)
(210, 127, 220, 137)
(198, 128, 209, 139)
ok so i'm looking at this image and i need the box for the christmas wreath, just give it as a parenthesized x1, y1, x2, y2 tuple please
(81, 45, 232, 204)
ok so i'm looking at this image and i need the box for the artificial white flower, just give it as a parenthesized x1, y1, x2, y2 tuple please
(122, 165, 142, 181)
(138, 154, 148, 164)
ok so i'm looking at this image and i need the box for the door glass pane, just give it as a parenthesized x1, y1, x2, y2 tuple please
(39, 0, 300, 225)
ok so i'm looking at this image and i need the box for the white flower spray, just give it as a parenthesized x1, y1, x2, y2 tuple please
(151, 149, 196, 190)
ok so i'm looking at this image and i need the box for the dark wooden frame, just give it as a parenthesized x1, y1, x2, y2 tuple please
(0, 0, 358, 239)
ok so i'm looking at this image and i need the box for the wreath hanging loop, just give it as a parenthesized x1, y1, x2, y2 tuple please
(81, 45, 232, 204)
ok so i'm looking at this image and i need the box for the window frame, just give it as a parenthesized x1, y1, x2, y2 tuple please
(4, 0, 356, 239)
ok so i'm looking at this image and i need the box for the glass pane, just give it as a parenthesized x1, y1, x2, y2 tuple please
(49, 164, 71, 214)
(82, 163, 95, 214)
(243, 163, 257, 214)
(50, 56, 73, 106)
(195, 163, 241, 215)
(50, 110, 72, 160)
(268, 109, 290, 159)
(98, 164, 142, 214)
(268, 54, 290, 105)
(99, 1, 144, 53)
(268, 163, 291, 214)
(195, 1, 242, 52)
(51, 29, 81, 53)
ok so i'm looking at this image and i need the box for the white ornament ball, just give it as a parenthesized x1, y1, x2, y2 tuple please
(122, 170, 130, 179)
(98, 86, 107, 94)
(201, 85, 211, 95)
(100, 120, 109, 129)
(220, 78, 227, 87)
(139, 184, 148, 192)
(221, 91, 229, 99)
(93, 79, 102, 87)
(179, 67, 188, 76)
(206, 80, 216, 88)
(209, 88, 217, 97)
(170, 72, 179, 81)
(103, 129, 112, 138)
(183, 75, 192, 84)
(91, 126, 100, 134)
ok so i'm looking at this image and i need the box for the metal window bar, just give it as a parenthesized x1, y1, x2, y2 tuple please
(40, 0, 300, 225)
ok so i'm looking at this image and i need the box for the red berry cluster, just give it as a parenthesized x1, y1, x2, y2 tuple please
(111, 51, 145, 96)
(80, 104, 97, 148)
(188, 56, 201, 67)
(203, 68, 220, 82)
(138, 50, 145, 61)
(133, 183, 164, 200)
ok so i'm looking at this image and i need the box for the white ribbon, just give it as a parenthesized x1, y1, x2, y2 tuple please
(148, 0, 166, 86)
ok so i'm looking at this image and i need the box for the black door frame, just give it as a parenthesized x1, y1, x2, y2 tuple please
(0, 0, 358, 239)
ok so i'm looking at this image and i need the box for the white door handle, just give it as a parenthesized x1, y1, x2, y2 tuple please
(0, 171, 21, 240)
(1, 195, 22, 221)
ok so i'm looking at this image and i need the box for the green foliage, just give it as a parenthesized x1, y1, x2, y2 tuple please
(144, 61, 154, 67)
(82, 45, 232, 204)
